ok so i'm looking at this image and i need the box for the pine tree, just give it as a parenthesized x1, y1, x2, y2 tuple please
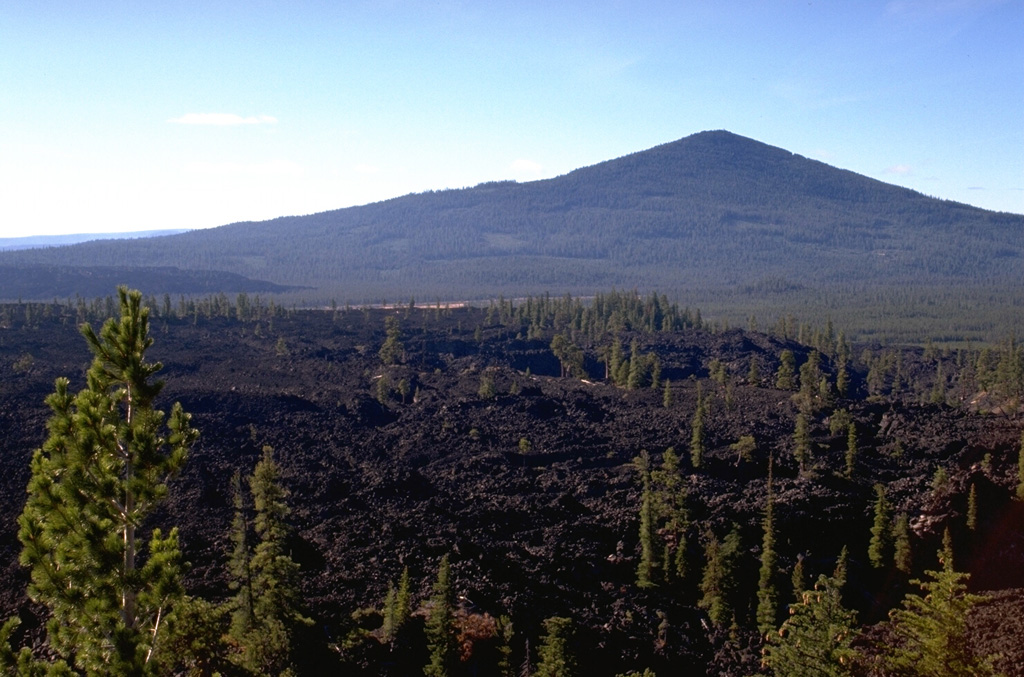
(776, 350, 796, 390)
(756, 463, 779, 636)
(836, 362, 850, 399)
(160, 596, 237, 676)
(496, 616, 515, 677)
(12, 287, 197, 675)
(382, 567, 412, 646)
(868, 484, 892, 569)
(609, 337, 625, 385)
(844, 423, 857, 478)
(930, 363, 945, 405)
(376, 372, 391, 404)
(833, 545, 849, 588)
(893, 513, 913, 575)
(885, 541, 998, 676)
(708, 359, 726, 385)
(797, 350, 822, 411)
(791, 554, 807, 600)
(651, 447, 688, 583)
(662, 379, 673, 408)
(627, 340, 642, 390)
(478, 374, 496, 400)
(690, 385, 706, 469)
(699, 527, 740, 626)
(550, 335, 570, 378)
(229, 446, 312, 676)
(228, 470, 256, 641)
(730, 435, 756, 465)
(649, 355, 661, 389)
(634, 451, 657, 588)
(762, 574, 860, 676)
(966, 483, 978, 532)
(424, 554, 457, 677)
(379, 315, 404, 365)
(534, 616, 575, 677)
(793, 412, 811, 474)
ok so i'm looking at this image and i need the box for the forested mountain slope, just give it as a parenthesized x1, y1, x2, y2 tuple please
(2, 131, 1021, 307)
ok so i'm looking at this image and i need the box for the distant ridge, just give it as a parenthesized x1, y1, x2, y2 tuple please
(0, 229, 189, 251)
(1, 131, 1021, 322)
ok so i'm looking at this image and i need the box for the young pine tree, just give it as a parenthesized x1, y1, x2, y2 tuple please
(550, 334, 570, 378)
(651, 447, 688, 583)
(229, 446, 312, 676)
(791, 555, 807, 600)
(699, 527, 741, 627)
(228, 470, 256, 641)
(649, 355, 662, 389)
(966, 483, 978, 532)
(634, 451, 658, 588)
(869, 484, 893, 569)
(379, 316, 404, 365)
(613, 339, 630, 386)
(381, 567, 412, 646)
(689, 386, 706, 469)
(775, 350, 796, 390)
(793, 412, 812, 474)
(885, 538, 998, 676)
(730, 435, 757, 465)
(496, 616, 515, 677)
(893, 513, 913, 575)
(762, 574, 860, 676)
(11, 287, 197, 676)
(756, 464, 779, 636)
(627, 340, 642, 390)
(424, 554, 457, 677)
(534, 616, 576, 677)
(844, 423, 857, 478)
(478, 374, 496, 400)
(836, 362, 850, 399)
(797, 350, 822, 411)
(833, 545, 849, 589)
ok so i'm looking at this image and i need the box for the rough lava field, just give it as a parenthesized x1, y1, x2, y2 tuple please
(1, 302, 1022, 674)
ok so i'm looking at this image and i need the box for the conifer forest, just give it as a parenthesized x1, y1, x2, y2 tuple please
(1, 289, 1022, 675)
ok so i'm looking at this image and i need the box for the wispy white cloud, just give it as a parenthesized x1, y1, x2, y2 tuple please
(884, 164, 913, 175)
(168, 113, 278, 126)
(184, 160, 302, 176)
(354, 163, 381, 175)
(509, 158, 543, 177)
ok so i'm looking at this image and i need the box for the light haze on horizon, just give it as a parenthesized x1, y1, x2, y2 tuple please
(1, 1, 1022, 239)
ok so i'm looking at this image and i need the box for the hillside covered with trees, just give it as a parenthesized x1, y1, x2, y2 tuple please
(1, 290, 1023, 675)
(2, 131, 1022, 342)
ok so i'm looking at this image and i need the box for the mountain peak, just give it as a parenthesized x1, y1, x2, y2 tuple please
(1, 133, 1021, 322)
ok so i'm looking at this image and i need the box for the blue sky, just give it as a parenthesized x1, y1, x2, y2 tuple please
(1, 0, 1021, 238)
